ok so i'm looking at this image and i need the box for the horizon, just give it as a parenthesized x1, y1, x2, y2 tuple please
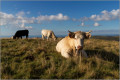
(0, 33, 119, 38)
(0, 1, 119, 36)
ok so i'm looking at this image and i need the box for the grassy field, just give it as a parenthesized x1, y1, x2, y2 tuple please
(1, 37, 119, 79)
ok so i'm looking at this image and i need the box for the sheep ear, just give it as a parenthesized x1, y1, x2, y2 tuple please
(68, 30, 75, 38)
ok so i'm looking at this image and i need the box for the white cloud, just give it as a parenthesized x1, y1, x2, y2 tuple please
(0, 11, 34, 29)
(81, 22, 84, 26)
(90, 13, 111, 21)
(0, 12, 15, 26)
(75, 9, 120, 25)
(76, 17, 89, 22)
(81, 17, 89, 21)
(93, 22, 101, 27)
(16, 11, 25, 17)
(77, 22, 90, 27)
(21, 22, 25, 28)
(0, 12, 14, 19)
(110, 9, 120, 16)
(90, 15, 97, 19)
(0, 11, 69, 29)
(90, 9, 120, 21)
(36, 13, 69, 23)
(73, 9, 120, 27)
(26, 11, 30, 14)
(25, 26, 32, 29)
(0, 21, 6, 26)
(101, 10, 108, 14)
(72, 18, 77, 21)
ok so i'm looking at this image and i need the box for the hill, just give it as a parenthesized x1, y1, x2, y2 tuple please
(92, 36, 119, 41)
(1, 38, 119, 79)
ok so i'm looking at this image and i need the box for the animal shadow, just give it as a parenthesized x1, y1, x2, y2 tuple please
(86, 49, 119, 64)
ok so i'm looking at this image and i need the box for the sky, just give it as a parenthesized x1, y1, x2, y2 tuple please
(0, 1, 119, 36)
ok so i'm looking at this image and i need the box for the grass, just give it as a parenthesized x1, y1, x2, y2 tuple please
(1, 37, 119, 79)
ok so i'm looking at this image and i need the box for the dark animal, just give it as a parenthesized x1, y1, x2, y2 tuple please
(13, 30, 29, 39)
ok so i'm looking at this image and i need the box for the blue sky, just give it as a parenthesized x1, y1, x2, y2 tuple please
(0, 1, 119, 36)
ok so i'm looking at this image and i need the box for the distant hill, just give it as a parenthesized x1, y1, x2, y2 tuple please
(0, 35, 119, 41)
(92, 36, 119, 41)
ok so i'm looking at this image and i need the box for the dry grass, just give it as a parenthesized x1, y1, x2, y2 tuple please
(1, 37, 119, 79)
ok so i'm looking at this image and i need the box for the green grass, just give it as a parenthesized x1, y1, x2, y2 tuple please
(1, 37, 119, 79)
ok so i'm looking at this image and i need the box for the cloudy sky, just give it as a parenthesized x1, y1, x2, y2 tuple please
(0, 1, 119, 36)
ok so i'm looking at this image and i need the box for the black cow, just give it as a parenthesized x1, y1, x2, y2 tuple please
(13, 30, 29, 39)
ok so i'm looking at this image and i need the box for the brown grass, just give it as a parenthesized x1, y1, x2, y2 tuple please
(1, 37, 119, 79)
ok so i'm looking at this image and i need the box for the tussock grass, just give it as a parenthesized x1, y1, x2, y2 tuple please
(1, 37, 119, 79)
